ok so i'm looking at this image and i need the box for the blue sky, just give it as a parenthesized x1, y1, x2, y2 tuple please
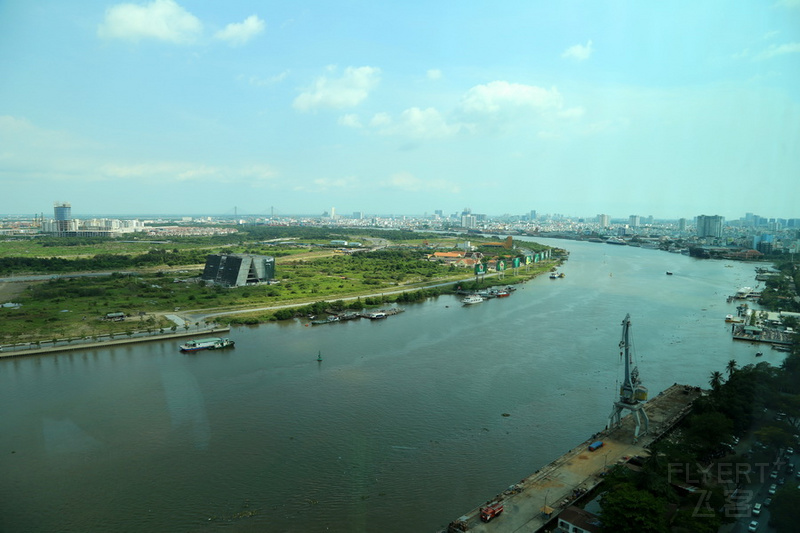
(1, 1, 798, 219)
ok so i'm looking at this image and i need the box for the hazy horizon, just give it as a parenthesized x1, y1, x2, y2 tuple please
(2, 1, 799, 218)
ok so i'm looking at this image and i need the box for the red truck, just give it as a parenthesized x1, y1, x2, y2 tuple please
(480, 501, 504, 522)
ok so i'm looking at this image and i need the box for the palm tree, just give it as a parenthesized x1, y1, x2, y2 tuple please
(709, 371, 724, 392)
(726, 359, 738, 378)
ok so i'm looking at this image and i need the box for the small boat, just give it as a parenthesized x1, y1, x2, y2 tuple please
(461, 294, 484, 305)
(558, 272, 565, 278)
(180, 337, 235, 352)
(666, 271, 673, 275)
(549, 272, 558, 279)
(755, 352, 763, 357)
(312, 315, 341, 325)
(494, 290, 510, 298)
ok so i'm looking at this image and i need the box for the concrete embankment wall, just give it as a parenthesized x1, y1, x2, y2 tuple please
(0, 327, 232, 359)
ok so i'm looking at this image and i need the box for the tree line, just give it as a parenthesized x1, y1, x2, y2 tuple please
(0, 248, 210, 275)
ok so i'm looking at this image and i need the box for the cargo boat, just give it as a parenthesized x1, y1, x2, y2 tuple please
(180, 337, 235, 352)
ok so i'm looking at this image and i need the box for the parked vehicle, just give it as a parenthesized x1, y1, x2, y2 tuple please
(480, 501, 504, 522)
(752, 503, 762, 516)
(588, 441, 604, 451)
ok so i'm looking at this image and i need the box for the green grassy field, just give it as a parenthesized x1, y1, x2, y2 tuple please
(0, 234, 558, 346)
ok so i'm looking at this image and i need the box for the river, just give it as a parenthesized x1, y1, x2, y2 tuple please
(0, 238, 777, 532)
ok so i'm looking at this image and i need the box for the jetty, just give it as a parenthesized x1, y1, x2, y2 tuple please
(445, 383, 702, 533)
(0, 327, 232, 359)
(731, 323, 793, 346)
(310, 308, 405, 324)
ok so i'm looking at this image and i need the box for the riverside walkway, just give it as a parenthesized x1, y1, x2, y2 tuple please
(445, 383, 702, 533)
(0, 327, 231, 358)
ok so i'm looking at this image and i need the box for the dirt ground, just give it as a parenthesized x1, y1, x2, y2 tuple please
(0, 281, 29, 302)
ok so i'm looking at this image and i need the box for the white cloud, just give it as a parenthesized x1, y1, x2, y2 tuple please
(461, 81, 563, 114)
(215, 15, 265, 46)
(758, 42, 800, 59)
(293, 176, 360, 192)
(561, 40, 593, 61)
(427, 69, 442, 80)
(338, 114, 363, 128)
(101, 161, 278, 183)
(370, 113, 392, 127)
(382, 172, 461, 194)
(97, 0, 202, 44)
(246, 71, 288, 86)
(293, 66, 381, 111)
(376, 107, 464, 139)
(101, 162, 217, 180)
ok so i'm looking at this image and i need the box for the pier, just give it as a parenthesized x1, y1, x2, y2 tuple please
(446, 383, 702, 533)
(0, 327, 232, 358)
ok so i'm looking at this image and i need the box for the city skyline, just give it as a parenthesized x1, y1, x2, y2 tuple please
(1, 1, 799, 218)
(14, 201, 797, 228)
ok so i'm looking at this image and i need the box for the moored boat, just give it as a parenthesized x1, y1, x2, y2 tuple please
(461, 294, 484, 305)
(180, 337, 235, 352)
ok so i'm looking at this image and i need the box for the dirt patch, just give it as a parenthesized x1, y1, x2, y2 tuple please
(0, 281, 29, 302)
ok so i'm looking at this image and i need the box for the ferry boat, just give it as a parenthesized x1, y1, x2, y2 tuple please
(180, 337, 235, 352)
(461, 294, 485, 305)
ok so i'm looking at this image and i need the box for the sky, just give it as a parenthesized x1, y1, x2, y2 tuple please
(1, 1, 799, 220)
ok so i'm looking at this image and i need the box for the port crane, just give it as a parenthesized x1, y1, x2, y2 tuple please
(607, 313, 649, 442)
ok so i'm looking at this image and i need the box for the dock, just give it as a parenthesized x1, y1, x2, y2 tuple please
(446, 383, 702, 533)
(0, 327, 232, 358)
(731, 323, 793, 346)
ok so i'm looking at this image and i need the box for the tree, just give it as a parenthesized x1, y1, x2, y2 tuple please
(599, 482, 669, 533)
(754, 425, 793, 451)
(709, 371, 724, 393)
(726, 359, 738, 378)
(684, 411, 734, 456)
(770, 486, 800, 532)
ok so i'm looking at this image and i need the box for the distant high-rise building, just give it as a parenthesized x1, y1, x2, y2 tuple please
(696, 215, 724, 238)
(628, 215, 640, 227)
(597, 214, 610, 228)
(352, 211, 363, 219)
(529, 210, 537, 221)
(434, 210, 443, 218)
(330, 207, 336, 219)
(53, 202, 72, 234)
(461, 214, 477, 228)
(678, 218, 687, 232)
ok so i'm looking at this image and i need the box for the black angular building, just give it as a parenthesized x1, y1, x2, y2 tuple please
(201, 254, 275, 287)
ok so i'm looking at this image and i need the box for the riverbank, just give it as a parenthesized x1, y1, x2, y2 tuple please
(0, 327, 231, 358)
